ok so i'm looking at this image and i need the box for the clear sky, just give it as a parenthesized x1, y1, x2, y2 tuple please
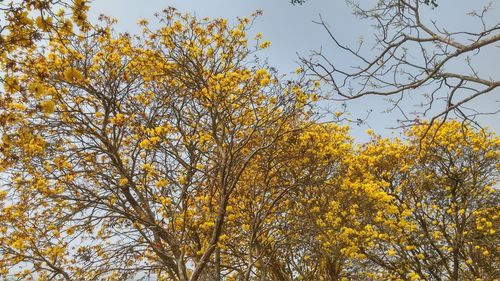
(89, 0, 499, 142)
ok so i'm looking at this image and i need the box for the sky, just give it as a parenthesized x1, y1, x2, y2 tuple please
(88, 0, 499, 142)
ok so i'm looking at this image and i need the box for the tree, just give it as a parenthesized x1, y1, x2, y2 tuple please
(311, 121, 499, 280)
(301, 0, 499, 129)
(231, 123, 353, 280)
(1, 2, 498, 281)
(0, 7, 317, 280)
(0, 0, 89, 56)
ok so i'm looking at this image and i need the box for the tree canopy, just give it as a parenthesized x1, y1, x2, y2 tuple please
(0, 1, 498, 280)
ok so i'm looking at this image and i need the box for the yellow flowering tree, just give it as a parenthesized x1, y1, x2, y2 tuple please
(259, 121, 499, 280)
(1, 2, 498, 281)
(355, 121, 499, 280)
(404, 122, 496, 280)
(0, 7, 317, 281)
(219, 123, 353, 280)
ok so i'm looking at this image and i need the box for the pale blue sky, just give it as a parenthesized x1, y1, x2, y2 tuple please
(89, 0, 499, 142)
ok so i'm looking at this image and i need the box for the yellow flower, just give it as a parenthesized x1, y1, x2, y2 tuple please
(63, 67, 83, 82)
(260, 77, 270, 86)
(4, 76, 20, 93)
(11, 103, 26, 111)
(138, 19, 149, 26)
(142, 163, 153, 171)
(200, 221, 215, 230)
(178, 176, 187, 185)
(149, 136, 160, 144)
(118, 178, 129, 186)
(255, 68, 268, 77)
(405, 245, 416, 251)
(11, 239, 26, 250)
(160, 196, 171, 206)
(110, 113, 125, 126)
(259, 41, 271, 49)
(40, 100, 56, 114)
(139, 139, 152, 149)
(35, 16, 53, 31)
(66, 227, 75, 235)
(155, 178, 168, 188)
